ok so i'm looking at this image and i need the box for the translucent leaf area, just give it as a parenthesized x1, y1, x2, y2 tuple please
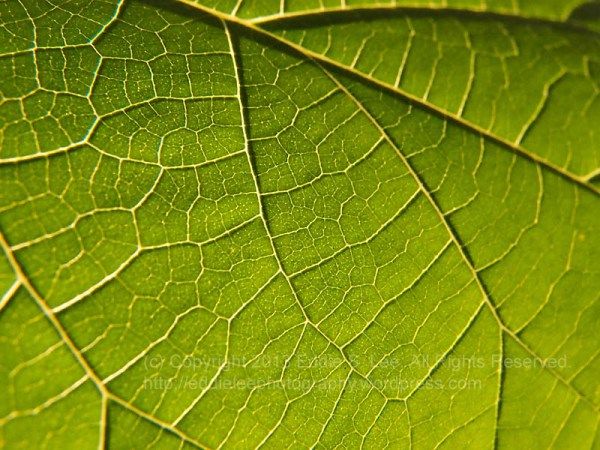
(0, 0, 598, 448)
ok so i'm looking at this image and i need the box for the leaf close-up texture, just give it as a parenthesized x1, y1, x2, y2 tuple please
(0, 0, 599, 449)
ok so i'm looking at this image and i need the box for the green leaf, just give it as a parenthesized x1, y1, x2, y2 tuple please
(0, 0, 598, 449)
(190, 0, 596, 23)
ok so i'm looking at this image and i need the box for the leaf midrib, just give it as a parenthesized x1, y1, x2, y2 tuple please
(175, 0, 600, 195)
(249, 3, 598, 34)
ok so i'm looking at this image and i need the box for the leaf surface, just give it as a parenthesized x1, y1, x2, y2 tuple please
(0, 0, 598, 449)
(190, 0, 596, 23)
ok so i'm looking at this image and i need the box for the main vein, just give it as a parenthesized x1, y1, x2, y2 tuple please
(173, 0, 599, 196)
